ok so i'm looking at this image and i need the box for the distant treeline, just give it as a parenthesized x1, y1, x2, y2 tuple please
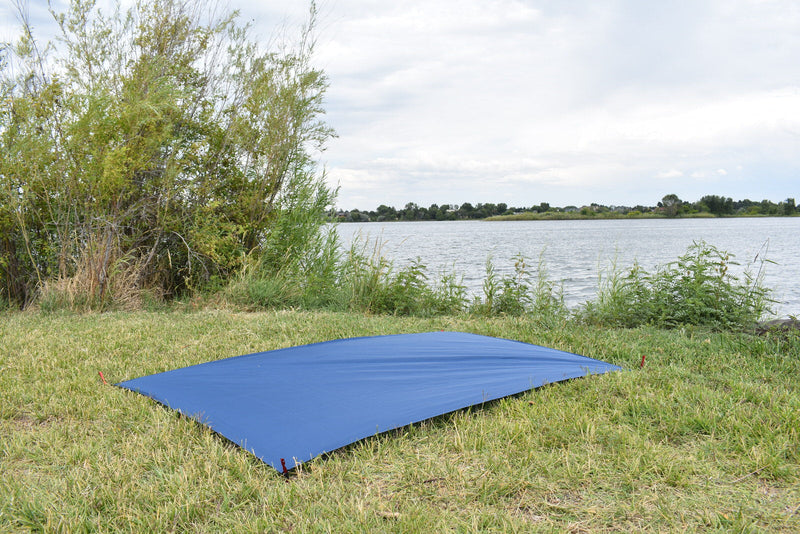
(335, 195, 798, 222)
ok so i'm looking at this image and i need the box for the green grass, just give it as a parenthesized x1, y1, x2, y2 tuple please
(2, 310, 799, 532)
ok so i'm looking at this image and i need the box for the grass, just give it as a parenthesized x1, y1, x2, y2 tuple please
(2, 310, 799, 532)
(220, 240, 772, 337)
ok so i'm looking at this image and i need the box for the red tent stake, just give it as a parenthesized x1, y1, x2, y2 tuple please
(640, 355, 646, 368)
(98, 371, 108, 385)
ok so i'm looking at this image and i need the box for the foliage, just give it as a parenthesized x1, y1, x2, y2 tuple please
(320, 237, 469, 316)
(579, 241, 774, 330)
(698, 194, 734, 216)
(475, 255, 527, 316)
(472, 252, 568, 324)
(340, 196, 799, 222)
(227, 234, 469, 317)
(660, 193, 683, 217)
(0, 0, 335, 309)
(180, 238, 777, 333)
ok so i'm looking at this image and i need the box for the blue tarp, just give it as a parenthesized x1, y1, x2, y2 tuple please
(117, 331, 621, 471)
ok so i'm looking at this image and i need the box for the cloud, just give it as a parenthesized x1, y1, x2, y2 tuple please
(305, 1, 800, 207)
(7, 0, 799, 208)
(658, 170, 684, 179)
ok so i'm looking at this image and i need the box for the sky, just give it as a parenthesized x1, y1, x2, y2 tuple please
(2, 0, 799, 210)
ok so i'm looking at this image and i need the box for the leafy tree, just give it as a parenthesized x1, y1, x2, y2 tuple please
(400, 202, 420, 221)
(375, 204, 397, 221)
(660, 194, 682, 217)
(0, 0, 335, 308)
(457, 202, 474, 219)
(698, 195, 734, 216)
(760, 199, 779, 215)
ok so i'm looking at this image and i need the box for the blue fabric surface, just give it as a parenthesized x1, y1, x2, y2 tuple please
(117, 331, 621, 471)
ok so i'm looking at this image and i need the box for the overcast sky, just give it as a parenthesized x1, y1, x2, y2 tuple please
(3, 0, 799, 210)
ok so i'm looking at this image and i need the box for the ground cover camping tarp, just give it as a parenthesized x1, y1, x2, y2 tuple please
(117, 331, 621, 472)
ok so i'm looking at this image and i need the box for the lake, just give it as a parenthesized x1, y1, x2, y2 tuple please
(337, 218, 800, 316)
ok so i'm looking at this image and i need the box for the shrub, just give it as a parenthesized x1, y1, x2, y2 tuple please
(472, 253, 567, 324)
(1, 0, 334, 309)
(338, 238, 468, 317)
(580, 241, 774, 330)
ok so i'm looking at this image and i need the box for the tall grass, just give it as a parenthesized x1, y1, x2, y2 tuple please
(41, 233, 776, 332)
(226, 235, 468, 316)
(227, 235, 572, 322)
(473, 252, 568, 325)
(226, 238, 773, 331)
(579, 241, 774, 330)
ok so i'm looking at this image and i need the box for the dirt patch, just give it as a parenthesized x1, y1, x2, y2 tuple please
(9, 412, 62, 431)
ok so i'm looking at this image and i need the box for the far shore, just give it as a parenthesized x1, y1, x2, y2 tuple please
(335, 213, 799, 222)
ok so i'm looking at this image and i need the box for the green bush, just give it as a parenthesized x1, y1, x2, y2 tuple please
(580, 241, 774, 330)
(336, 238, 467, 317)
(472, 253, 567, 324)
(228, 235, 468, 317)
(1, 0, 334, 309)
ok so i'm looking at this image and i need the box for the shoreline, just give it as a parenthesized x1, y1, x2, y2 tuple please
(334, 213, 799, 222)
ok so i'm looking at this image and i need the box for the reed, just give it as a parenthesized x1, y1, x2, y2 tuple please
(40, 237, 776, 333)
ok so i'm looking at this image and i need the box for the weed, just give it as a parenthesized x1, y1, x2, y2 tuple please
(339, 239, 466, 317)
(580, 241, 775, 330)
(472, 252, 568, 324)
